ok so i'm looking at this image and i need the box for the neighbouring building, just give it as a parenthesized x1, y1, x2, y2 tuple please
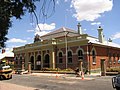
(13, 23, 120, 74)
(0, 49, 14, 68)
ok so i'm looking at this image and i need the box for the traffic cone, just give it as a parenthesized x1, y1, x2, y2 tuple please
(56, 72, 58, 79)
(81, 72, 84, 80)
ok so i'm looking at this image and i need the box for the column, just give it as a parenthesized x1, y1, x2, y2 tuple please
(22, 61, 25, 70)
(51, 51, 55, 69)
(28, 62, 31, 73)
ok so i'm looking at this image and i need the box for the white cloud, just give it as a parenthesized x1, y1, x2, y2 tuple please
(111, 33, 120, 40)
(35, 31, 51, 36)
(71, 0, 113, 21)
(7, 38, 27, 43)
(56, 0, 60, 4)
(64, 0, 69, 2)
(35, 23, 56, 36)
(27, 29, 34, 32)
(36, 23, 55, 31)
(91, 22, 101, 26)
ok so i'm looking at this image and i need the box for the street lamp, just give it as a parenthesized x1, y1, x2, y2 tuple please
(64, 28, 69, 69)
(88, 42, 92, 74)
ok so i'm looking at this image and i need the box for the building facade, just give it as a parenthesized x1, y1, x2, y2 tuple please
(13, 24, 120, 74)
(0, 49, 14, 68)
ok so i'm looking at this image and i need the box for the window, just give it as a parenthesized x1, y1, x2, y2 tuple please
(20, 56, 22, 65)
(78, 50, 83, 60)
(58, 52, 63, 63)
(113, 53, 116, 64)
(44, 54, 49, 63)
(68, 51, 72, 63)
(92, 50, 96, 64)
(108, 53, 112, 64)
(117, 54, 120, 62)
(15, 57, 18, 65)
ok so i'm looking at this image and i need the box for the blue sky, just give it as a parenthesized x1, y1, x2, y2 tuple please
(5, 0, 120, 51)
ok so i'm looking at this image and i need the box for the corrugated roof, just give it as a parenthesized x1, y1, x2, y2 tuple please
(87, 36, 120, 48)
(0, 51, 14, 60)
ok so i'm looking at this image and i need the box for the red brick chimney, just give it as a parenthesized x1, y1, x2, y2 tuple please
(2, 49, 5, 53)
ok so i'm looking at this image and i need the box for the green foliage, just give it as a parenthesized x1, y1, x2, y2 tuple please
(42, 68, 61, 71)
(0, 0, 36, 48)
(106, 67, 120, 72)
(42, 68, 74, 72)
(0, 0, 55, 48)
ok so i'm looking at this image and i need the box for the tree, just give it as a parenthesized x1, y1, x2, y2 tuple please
(0, 0, 55, 48)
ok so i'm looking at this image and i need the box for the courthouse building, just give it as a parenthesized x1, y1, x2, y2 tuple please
(13, 23, 120, 74)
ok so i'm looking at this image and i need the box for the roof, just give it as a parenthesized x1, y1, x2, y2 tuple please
(40, 27, 120, 48)
(87, 36, 120, 48)
(0, 51, 14, 60)
(41, 27, 79, 40)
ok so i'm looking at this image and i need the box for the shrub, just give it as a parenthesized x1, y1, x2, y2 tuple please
(106, 68, 120, 72)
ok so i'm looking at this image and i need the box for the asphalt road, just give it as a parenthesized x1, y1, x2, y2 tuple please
(1, 74, 114, 90)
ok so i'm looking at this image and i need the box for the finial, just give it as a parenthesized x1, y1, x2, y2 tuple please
(99, 26, 102, 28)
(77, 23, 81, 26)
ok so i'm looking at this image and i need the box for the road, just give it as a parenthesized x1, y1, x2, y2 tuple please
(0, 74, 114, 90)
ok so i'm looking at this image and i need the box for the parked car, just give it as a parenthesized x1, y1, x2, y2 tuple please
(112, 72, 120, 90)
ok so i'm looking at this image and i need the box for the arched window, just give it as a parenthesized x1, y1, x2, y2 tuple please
(68, 51, 72, 63)
(58, 52, 63, 63)
(44, 54, 50, 68)
(113, 53, 116, 64)
(92, 50, 96, 64)
(78, 50, 83, 60)
(117, 54, 120, 64)
(44, 54, 49, 63)
(108, 53, 112, 65)
(36, 55, 41, 65)
(15, 57, 18, 65)
(20, 56, 22, 65)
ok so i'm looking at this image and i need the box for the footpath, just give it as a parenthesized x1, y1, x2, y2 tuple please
(0, 81, 36, 90)
(31, 72, 98, 80)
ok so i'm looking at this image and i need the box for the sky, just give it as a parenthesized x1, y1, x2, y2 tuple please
(5, 0, 120, 51)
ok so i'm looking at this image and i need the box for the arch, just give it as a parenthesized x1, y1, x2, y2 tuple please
(91, 47, 97, 55)
(57, 50, 63, 56)
(36, 55, 41, 70)
(43, 54, 50, 68)
(30, 56, 34, 70)
(76, 48, 84, 54)
(77, 49, 84, 61)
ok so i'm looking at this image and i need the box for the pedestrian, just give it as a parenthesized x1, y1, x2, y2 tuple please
(75, 67, 80, 77)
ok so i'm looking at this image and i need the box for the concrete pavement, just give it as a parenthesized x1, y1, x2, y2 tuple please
(0, 81, 36, 90)
(31, 72, 96, 80)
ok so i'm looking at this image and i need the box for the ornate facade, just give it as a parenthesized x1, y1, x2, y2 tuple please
(13, 24, 120, 74)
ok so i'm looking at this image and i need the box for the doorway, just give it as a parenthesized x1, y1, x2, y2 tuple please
(101, 59, 106, 76)
(30, 56, 34, 70)
(43, 54, 50, 68)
